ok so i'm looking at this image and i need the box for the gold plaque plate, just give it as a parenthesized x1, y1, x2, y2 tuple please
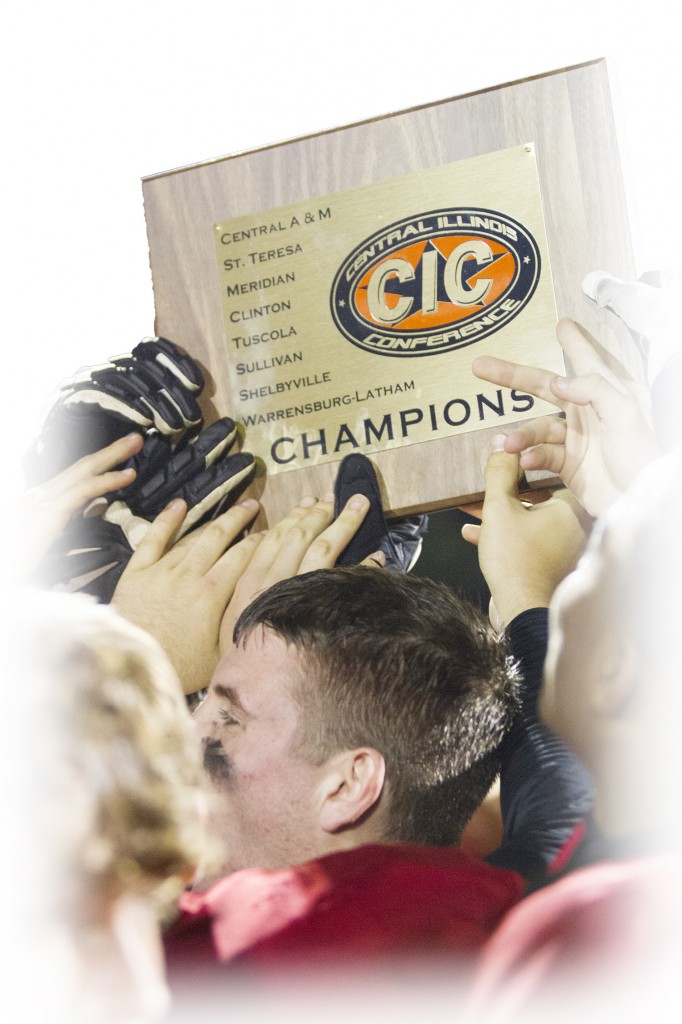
(213, 145, 561, 476)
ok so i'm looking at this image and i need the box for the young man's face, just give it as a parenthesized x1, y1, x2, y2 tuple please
(192, 626, 329, 875)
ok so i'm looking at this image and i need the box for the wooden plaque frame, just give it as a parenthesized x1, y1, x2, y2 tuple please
(142, 59, 635, 525)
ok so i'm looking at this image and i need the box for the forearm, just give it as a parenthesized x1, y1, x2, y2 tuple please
(486, 609, 594, 884)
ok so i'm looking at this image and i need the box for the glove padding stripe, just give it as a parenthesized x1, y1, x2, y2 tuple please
(132, 337, 204, 392)
(178, 456, 256, 536)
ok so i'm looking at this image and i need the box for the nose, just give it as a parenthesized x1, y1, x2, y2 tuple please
(191, 695, 214, 736)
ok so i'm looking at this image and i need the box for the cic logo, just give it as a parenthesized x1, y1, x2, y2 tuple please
(330, 208, 541, 357)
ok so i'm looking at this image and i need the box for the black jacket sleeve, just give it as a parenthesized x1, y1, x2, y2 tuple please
(485, 608, 594, 886)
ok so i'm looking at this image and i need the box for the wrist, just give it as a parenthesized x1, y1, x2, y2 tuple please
(493, 587, 552, 628)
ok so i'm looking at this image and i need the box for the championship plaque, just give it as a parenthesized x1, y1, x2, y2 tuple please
(143, 59, 635, 524)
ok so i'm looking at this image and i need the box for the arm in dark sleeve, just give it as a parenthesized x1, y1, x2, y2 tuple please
(485, 608, 594, 886)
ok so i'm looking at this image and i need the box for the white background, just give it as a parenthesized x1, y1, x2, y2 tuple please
(2, 0, 679, 463)
(1, 4, 679, 1019)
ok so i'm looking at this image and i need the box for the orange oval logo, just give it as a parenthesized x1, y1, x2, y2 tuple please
(331, 209, 540, 357)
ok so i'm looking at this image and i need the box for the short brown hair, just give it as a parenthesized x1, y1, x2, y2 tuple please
(234, 567, 520, 845)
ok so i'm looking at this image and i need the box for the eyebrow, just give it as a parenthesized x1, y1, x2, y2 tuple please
(212, 683, 251, 718)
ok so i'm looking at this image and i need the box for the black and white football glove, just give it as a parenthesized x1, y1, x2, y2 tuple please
(24, 337, 205, 485)
(27, 338, 256, 599)
(31, 416, 256, 601)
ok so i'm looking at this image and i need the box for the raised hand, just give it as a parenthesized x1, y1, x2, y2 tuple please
(462, 437, 592, 631)
(19, 432, 143, 576)
(113, 497, 262, 694)
(472, 318, 660, 517)
(219, 492, 383, 652)
(113, 492, 382, 694)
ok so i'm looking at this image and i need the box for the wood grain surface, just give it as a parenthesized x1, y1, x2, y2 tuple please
(143, 59, 636, 526)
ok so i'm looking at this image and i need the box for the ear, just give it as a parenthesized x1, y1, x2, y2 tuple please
(318, 748, 386, 833)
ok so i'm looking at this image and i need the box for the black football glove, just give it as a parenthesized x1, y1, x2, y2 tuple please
(333, 453, 428, 571)
(24, 336, 204, 486)
(105, 417, 256, 538)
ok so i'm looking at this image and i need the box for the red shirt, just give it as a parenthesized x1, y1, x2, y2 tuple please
(165, 842, 524, 972)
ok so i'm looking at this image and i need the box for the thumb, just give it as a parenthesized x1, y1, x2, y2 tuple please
(482, 437, 522, 510)
(461, 522, 480, 547)
(123, 499, 187, 571)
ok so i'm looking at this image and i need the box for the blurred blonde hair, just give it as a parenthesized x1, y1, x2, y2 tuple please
(15, 592, 215, 918)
